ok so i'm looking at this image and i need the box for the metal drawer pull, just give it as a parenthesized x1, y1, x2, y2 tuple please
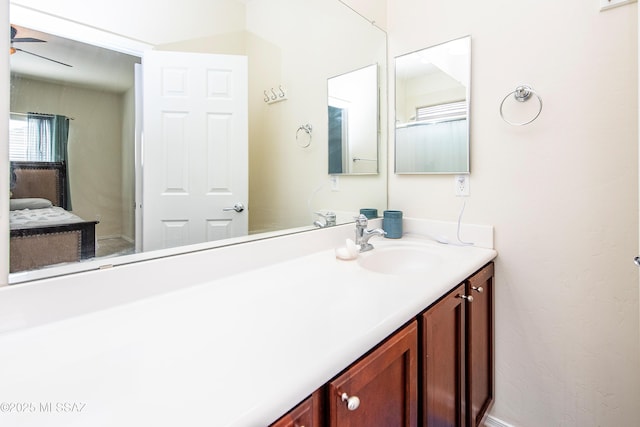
(341, 392, 360, 411)
(471, 286, 484, 293)
(222, 203, 244, 213)
(457, 294, 474, 303)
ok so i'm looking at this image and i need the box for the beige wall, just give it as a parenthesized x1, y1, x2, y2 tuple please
(10, 77, 126, 239)
(387, 0, 639, 425)
(244, 0, 387, 232)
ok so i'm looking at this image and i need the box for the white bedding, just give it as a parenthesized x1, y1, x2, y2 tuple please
(10, 206, 87, 230)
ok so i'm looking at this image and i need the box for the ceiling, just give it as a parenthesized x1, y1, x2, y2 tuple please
(10, 25, 140, 93)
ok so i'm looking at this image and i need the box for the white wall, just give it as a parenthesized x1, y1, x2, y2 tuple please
(387, 0, 639, 426)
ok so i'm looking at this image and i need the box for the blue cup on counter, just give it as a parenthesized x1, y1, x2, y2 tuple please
(382, 210, 403, 239)
(359, 208, 378, 219)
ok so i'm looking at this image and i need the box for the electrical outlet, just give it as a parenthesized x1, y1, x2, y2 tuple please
(454, 175, 470, 197)
(330, 175, 339, 191)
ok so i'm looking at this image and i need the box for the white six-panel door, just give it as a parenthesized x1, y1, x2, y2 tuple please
(142, 51, 248, 251)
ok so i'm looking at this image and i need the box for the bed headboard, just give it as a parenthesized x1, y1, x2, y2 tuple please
(10, 161, 67, 208)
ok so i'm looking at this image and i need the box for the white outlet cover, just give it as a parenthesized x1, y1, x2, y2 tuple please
(454, 175, 470, 197)
(600, 0, 636, 11)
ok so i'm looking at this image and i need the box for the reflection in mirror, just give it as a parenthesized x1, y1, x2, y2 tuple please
(394, 36, 470, 174)
(328, 64, 378, 175)
(8, 0, 387, 283)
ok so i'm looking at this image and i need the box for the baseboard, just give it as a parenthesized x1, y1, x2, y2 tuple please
(485, 414, 515, 427)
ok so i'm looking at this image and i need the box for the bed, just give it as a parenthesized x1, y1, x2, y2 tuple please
(9, 161, 98, 273)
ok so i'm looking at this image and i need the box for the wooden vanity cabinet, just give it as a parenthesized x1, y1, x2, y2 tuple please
(272, 262, 493, 427)
(420, 262, 494, 427)
(326, 320, 418, 427)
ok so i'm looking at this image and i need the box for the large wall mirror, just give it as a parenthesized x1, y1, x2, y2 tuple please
(394, 36, 470, 174)
(7, 0, 387, 284)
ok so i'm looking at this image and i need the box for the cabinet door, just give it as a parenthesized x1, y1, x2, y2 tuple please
(466, 263, 494, 427)
(327, 321, 418, 427)
(270, 391, 321, 427)
(422, 283, 467, 427)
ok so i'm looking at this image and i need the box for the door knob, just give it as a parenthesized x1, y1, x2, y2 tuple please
(634, 256, 640, 267)
(222, 203, 245, 213)
(471, 286, 484, 293)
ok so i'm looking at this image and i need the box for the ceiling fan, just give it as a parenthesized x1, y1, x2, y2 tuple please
(10, 25, 72, 67)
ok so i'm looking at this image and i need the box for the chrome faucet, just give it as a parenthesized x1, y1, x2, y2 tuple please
(354, 214, 386, 252)
(314, 211, 337, 228)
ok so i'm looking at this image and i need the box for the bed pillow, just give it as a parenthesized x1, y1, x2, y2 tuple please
(10, 198, 54, 211)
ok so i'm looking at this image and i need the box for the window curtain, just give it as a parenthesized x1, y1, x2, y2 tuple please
(27, 113, 72, 210)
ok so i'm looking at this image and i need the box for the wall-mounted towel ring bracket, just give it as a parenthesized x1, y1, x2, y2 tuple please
(499, 84, 543, 126)
(296, 123, 313, 148)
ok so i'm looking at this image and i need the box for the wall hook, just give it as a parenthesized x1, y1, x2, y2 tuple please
(263, 85, 288, 104)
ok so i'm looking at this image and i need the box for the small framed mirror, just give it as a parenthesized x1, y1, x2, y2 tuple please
(328, 63, 378, 175)
(394, 36, 470, 174)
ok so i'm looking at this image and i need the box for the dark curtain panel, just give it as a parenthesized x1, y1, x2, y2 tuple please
(51, 115, 71, 210)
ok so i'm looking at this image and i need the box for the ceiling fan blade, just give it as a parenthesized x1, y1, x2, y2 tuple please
(12, 37, 46, 43)
(14, 48, 72, 67)
(10, 26, 46, 43)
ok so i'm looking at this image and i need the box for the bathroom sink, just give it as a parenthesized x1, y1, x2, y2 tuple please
(357, 244, 442, 275)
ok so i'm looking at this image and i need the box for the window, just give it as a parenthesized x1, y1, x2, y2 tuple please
(9, 113, 54, 162)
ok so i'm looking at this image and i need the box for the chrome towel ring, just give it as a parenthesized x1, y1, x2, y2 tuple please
(296, 123, 313, 148)
(499, 85, 543, 126)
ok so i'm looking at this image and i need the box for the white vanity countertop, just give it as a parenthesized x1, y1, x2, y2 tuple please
(0, 224, 496, 427)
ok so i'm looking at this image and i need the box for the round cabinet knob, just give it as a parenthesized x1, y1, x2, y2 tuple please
(471, 286, 484, 293)
(457, 294, 474, 303)
(341, 392, 360, 411)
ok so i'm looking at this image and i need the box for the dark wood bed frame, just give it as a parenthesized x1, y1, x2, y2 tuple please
(9, 161, 98, 273)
